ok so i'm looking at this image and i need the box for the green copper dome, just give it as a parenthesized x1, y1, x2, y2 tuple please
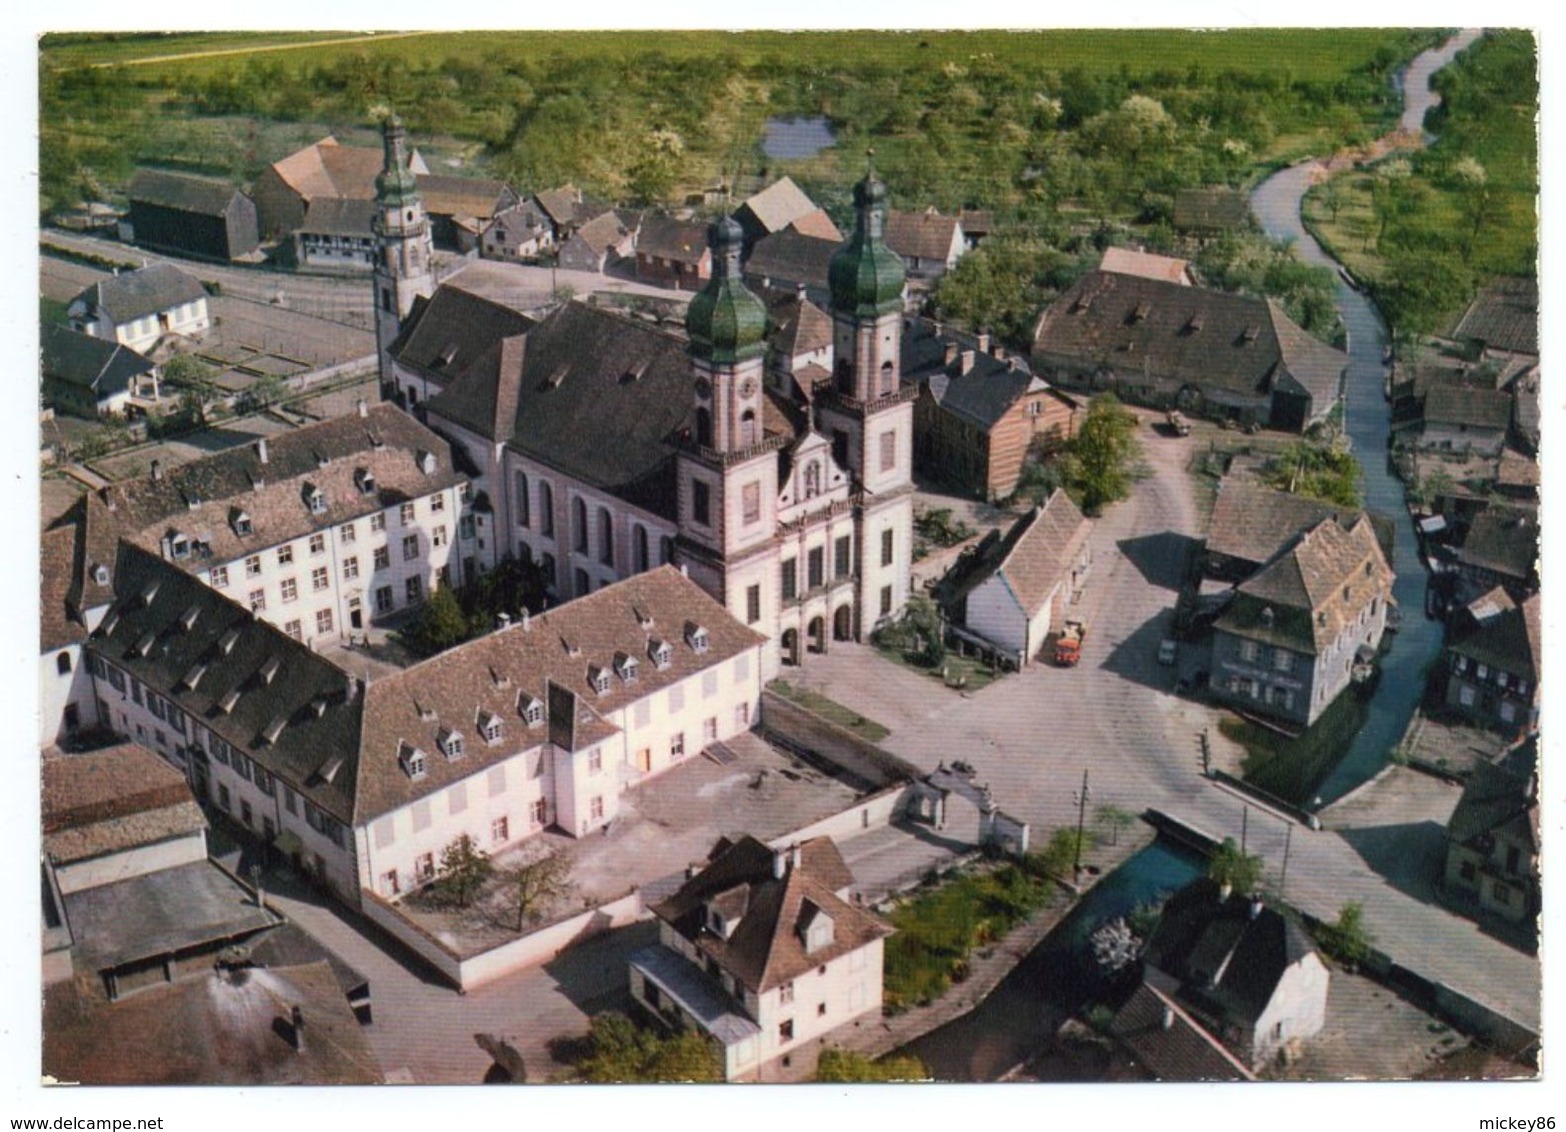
(687, 216, 768, 364)
(829, 161, 906, 318)
(375, 115, 421, 207)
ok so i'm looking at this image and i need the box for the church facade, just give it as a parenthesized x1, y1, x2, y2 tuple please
(372, 130, 915, 676)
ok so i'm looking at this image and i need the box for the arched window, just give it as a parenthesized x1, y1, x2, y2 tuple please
(695, 407, 713, 448)
(513, 470, 530, 528)
(538, 480, 555, 537)
(880, 360, 896, 396)
(598, 507, 614, 566)
(739, 408, 758, 447)
(573, 497, 589, 553)
(56, 652, 72, 675)
(634, 525, 650, 573)
(660, 536, 674, 566)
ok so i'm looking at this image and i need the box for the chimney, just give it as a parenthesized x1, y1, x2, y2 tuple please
(290, 1005, 306, 1053)
(150, 459, 162, 481)
(790, 843, 803, 873)
(960, 350, 976, 376)
(772, 849, 788, 880)
(977, 331, 990, 355)
(520, 608, 532, 633)
(497, 611, 512, 631)
(357, 397, 368, 418)
(1161, 1005, 1175, 1032)
(795, 282, 807, 301)
(686, 862, 701, 880)
(255, 438, 269, 464)
(1249, 894, 1264, 921)
(943, 342, 959, 366)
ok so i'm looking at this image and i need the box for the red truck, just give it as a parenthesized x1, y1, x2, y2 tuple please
(1053, 619, 1087, 667)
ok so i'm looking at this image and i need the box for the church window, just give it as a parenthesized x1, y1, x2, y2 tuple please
(693, 481, 711, 526)
(742, 483, 761, 525)
(804, 462, 821, 499)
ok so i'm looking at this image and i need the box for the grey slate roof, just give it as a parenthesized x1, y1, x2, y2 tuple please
(42, 323, 156, 396)
(1110, 978, 1256, 1081)
(638, 214, 710, 265)
(904, 320, 1060, 431)
(71, 263, 208, 326)
(1448, 759, 1538, 856)
(128, 168, 245, 217)
(1424, 382, 1514, 431)
(1449, 590, 1540, 680)
(1456, 506, 1538, 582)
(389, 282, 536, 381)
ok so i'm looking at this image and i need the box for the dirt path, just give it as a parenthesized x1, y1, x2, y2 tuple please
(88, 31, 439, 69)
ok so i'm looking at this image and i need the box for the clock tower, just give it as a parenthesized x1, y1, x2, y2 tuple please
(372, 113, 435, 398)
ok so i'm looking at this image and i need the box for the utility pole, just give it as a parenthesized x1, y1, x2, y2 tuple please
(1280, 824, 1293, 898)
(1072, 768, 1092, 884)
(1241, 804, 1249, 856)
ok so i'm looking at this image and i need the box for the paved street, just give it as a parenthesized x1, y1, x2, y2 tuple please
(789, 420, 1541, 1032)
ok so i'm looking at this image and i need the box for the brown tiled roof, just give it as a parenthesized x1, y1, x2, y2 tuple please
(353, 566, 765, 823)
(787, 208, 843, 241)
(1172, 187, 1250, 231)
(744, 229, 838, 291)
(1497, 447, 1540, 491)
(41, 524, 88, 652)
(534, 185, 584, 228)
(389, 282, 535, 381)
(43, 960, 382, 1085)
(425, 301, 694, 517)
(1100, 247, 1193, 285)
(298, 197, 376, 238)
(88, 544, 365, 823)
(957, 209, 994, 237)
(884, 208, 961, 263)
(97, 404, 464, 573)
(128, 168, 245, 217)
(43, 744, 207, 864)
(1456, 506, 1538, 582)
(1217, 515, 1393, 654)
(972, 490, 1091, 615)
(1110, 979, 1256, 1082)
(1205, 479, 1369, 570)
(764, 292, 833, 357)
(417, 173, 513, 222)
(637, 214, 711, 265)
(1033, 272, 1345, 406)
(736, 177, 819, 236)
(269, 137, 384, 202)
(53, 491, 123, 620)
(1450, 590, 1540, 680)
(1424, 383, 1513, 431)
(569, 210, 634, 256)
(652, 835, 887, 994)
(1453, 276, 1538, 356)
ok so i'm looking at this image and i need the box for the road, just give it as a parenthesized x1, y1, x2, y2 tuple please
(793, 419, 1540, 1033)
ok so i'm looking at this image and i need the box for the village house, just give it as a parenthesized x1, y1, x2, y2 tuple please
(905, 320, 1078, 500)
(1031, 271, 1345, 431)
(1441, 589, 1540, 735)
(1099, 245, 1197, 286)
(635, 214, 713, 291)
(743, 227, 841, 307)
(79, 545, 764, 907)
(67, 263, 211, 357)
(1108, 979, 1257, 1081)
(1209, 512, 1395, 730)
(557, 209, 639, 274)
(1408, 381, 1513, 457)
(416, 173, 519, 253)
(1451, 505, 1538, 606)
(1451, 275, 1538, 361)
(1202, 479, 1393, 583)
(733, 177, 840, 251)
(480, 196, 557, 261)
(1443, 753, 1539, 928)
(1140, 877, 1330, 1070)
(124, 168, 260, 262)
(957, 208, 994, 251)
(883, 207, 966, 281)
(534, 184, 614, 246)
(413, 166, 917, 674)
(52, 402, 474, 654)
(761, 288, 834, 398)
(41, 523, 105, 746)
(940, 489, 1092, 667)
(42, 323, 160, 421)
(291, 198, 380, 271)
(629, 835, 890, 1081)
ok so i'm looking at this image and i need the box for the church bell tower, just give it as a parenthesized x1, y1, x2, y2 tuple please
(372, 113, 435, 394)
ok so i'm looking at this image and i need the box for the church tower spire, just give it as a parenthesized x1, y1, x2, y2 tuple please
(372, 113, 435, 396)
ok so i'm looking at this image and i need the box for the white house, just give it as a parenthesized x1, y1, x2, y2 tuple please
(81, 546, 764, 908)
(950, 489, 1093, 666)
(41, 524, 105, 747)
(67, 263, 211, 356)
(630, 835, 891, 1081)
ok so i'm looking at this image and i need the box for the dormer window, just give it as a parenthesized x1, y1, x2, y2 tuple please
(685, 623, 709, 654)
(169, 532, 190, 559)
(355, 468, 378, 495)
(418, 451, 437, 475)
(91, 564, 109, 586)
(589, 665, 612, 696)
(259, 655, 281, 686)
(261, 715, 287, 745)
(479, 711, 504, 744)
(648, 638, 672, 670)
(232, 509, 252, 536)
(399, 743, 428, 780)
(439, 728, 465, 761)
(218, 627, 240, 655)
(305, 485, 326, 515)
(798, 901, 835, 954)
(614, 652, 639, 684)
(520, 696, 545, 728)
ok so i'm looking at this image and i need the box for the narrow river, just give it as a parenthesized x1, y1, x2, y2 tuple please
(1249, 28, 1483, 806)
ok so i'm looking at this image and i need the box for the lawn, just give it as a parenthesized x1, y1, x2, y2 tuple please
(768, 680, 890, 743)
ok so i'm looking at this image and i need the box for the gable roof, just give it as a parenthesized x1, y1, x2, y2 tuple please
(91, 404, 464, 574)
(534, 184, 585, 228)
(42, 744, 207, 866)
(353, 566, 766, 823)
(637, 214, 711, 265)
(1448, 759, 1538, 856)
(416, 173, 513, 221)
(298, 196, 377, 238)
(567, 210, 634, 257)
(70, 263, 208, 327)
(1100, 246, 1194, 285)
(651, 835, 887, 993)
(736, 177, 820, 236)
(969, 490, 1092, 615)
(1173, 187, 1250, 231)
(128, 168, 245, 217)
(1450, 589, 1540, 680)
(1033, 272, 1346, 406)
(425, 301, 698, 516)
(1109, 978, 1256, 1081)
(268, 137, 386, 203)
(1424, 382, 1514, 432)
(1205, 479, 1376, 570)
(389, 282, 536, 381)
(42, 323, 155, 396)
(1144, 877, 1317, 1028)
(744, 228, 839, 291)
(904, 321, 1063, 431)
(787, 208, 843, 241)
(764, 291, 833, 357)
(1453, 276, 1538, 356)
(1455, 506, 1538, 582)
(1217, 514, 1393, 654)
(884, 208, 962, 262)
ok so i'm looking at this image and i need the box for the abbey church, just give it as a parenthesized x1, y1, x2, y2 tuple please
(372, 116, 915, 676)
